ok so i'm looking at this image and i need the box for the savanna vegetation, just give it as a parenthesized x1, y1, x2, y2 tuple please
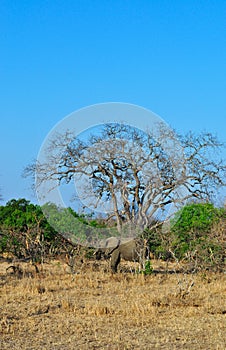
(25, 123, 226, 236)
(0, 253, 225, 349)
(0, 198, 225, 272)
(0, 198, 225, 349)
(1, 124, 226, 348)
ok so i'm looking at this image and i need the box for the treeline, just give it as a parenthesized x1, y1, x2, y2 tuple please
(147, 203, 225, 271)
(0, 198, 225, 271)
(0, 198, 100, 264)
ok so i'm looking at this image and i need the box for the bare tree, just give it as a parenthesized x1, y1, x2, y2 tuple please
(24, 123, 226, 236)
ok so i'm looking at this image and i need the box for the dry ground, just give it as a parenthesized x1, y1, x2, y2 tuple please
(0, 259, 225, 350)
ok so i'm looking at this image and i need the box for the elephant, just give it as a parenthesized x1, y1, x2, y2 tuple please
(95, 236, 121, 261)
(95, 237, 149, 273)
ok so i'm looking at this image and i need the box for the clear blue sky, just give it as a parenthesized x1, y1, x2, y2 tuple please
(0, 0, 225, 204)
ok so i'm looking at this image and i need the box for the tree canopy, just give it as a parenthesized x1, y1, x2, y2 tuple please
(0, 198, 101, 260)
(25, 123, 226, 242)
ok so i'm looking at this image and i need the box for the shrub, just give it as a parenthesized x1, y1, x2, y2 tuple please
(170, 203, 225, 269)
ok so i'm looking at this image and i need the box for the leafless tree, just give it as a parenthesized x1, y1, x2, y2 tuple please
(24, 123, 226, 236)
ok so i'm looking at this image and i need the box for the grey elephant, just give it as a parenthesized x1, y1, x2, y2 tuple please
(95, 236, 121, 261)
(95, 237, 149, 273)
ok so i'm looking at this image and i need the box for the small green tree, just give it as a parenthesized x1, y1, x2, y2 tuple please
(0, 199, 58, 260)
(170, 202, 225, 269)
(0, 199, 106, 264)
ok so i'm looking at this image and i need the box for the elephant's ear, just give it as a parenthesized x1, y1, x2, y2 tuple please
(105, 237, 121, 249)
(105, 238, 121, 257)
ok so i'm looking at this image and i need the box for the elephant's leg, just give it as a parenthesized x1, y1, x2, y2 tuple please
(95, 249, 102, 260)
(110, 249, 121, 273)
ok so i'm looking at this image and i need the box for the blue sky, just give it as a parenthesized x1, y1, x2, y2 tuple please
(0, 0, 225, 205)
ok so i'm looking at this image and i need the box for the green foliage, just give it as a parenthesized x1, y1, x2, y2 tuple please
(1, 199, 224, 271)
(0, 199, 67, 259)
(170, 203, 225, 268)
(0, 233, 8, 252)
(144, 223, 172, 261)
(172, 203, 223, 235)
(0, 199, 54, 239)
(142, 260, 153, 275)
(144, 203, 225, 271)
(41, 203, 107, 246)
(0, 198, 108, 262)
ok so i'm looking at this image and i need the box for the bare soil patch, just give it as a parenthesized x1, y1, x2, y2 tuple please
(0, 259, 225, 349)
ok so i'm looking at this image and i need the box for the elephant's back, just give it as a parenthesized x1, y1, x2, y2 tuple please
(119, 241, 140, 261)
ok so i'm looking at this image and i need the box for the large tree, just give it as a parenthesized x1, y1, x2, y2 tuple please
(25, 123, 226, 239)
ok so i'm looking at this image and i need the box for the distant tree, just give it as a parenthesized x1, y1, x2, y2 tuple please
(24, 123, 226, 236)
(146, 202, 226, 269)
(0, 199, 57, 260)
(170, 203, 226, 269)
(0, 198, 103, 263)
(172, 202, 224, 235)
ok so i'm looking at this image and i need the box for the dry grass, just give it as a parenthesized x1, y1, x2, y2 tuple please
(0, 259, 225, 350)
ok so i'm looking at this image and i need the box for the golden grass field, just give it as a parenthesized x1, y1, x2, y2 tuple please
(0, 258, 225, 350)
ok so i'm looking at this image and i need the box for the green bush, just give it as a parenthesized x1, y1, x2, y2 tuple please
(144, 203, 225, 271)
(170, 203, 225, 269)
(172, 203, 223, 234)
(0, 198, 108, 262)
(142, 260, 153, 275)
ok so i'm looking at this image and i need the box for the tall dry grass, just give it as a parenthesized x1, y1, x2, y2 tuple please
(0, 259, 225, 349)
